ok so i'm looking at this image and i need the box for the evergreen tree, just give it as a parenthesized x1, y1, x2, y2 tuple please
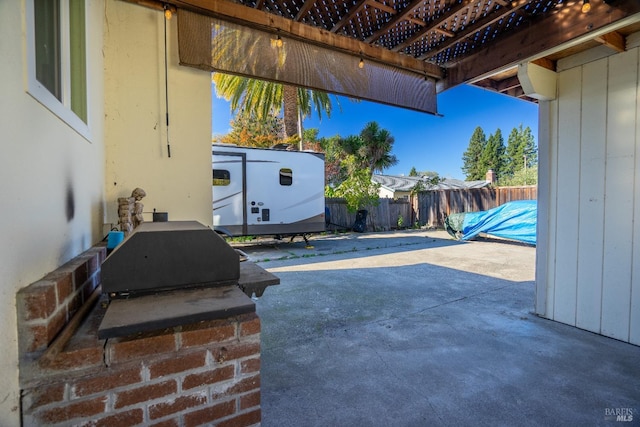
(522, 126, 537, 168)
(409, 166, 418, 176)
(461, 126, 487, 180)
(480, 129, 505, 179)
(504, 125, 525, 176)
(504, 124, 538, 179)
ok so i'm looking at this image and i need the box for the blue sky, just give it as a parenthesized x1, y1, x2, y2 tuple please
(212, 84, 538, 180)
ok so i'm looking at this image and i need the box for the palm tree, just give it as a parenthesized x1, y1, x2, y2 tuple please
(357, 121, 398, 175)
(212, 73, 333, 148)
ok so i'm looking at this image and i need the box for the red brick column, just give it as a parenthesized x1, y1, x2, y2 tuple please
(17, 247, 262, 427)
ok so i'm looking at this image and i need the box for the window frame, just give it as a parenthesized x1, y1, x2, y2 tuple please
(213, 169, 232, 186)
(26, 0, 91, 141)
(279, 168, 293, 186)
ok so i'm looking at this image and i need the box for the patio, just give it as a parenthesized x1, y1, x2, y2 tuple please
(237, 231, 640, 426)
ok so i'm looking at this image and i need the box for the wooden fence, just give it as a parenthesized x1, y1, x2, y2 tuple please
(325, 186, 537, 231)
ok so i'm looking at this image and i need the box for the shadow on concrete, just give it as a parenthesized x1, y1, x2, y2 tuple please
(253, 241, 640, 427)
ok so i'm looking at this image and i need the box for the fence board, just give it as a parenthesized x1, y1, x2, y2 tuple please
(326, 186, 537, 231)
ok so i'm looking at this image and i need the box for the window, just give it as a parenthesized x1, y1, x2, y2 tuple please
(213, 169, 231, 186)
(27, 0, 89, 138)
(279, 168, 293, 186)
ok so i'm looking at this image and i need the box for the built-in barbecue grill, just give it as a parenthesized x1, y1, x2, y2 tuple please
(98, 220, 278, 339)
(102, 221, 240, 299)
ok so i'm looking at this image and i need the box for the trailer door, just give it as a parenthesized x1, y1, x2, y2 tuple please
(212, 151, 247, 235)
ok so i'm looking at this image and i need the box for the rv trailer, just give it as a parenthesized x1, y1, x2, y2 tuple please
(212, 144, 325, 239)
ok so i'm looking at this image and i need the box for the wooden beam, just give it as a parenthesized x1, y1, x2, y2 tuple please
(495, 75, 522, 92)
(531, 57, 556, 71)
(152, 0, 445, 79)
(595, 31, 626, 52)
(444, 0, 640, 89)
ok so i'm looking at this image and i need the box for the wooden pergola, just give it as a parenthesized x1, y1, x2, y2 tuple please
(126, 0, 640, 104)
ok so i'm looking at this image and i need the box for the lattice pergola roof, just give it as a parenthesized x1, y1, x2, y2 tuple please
(250, 0, 549, 67)
(128, 0, 640, 100)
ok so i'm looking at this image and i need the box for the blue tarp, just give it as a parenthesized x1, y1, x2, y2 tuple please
(445, 200, 537, 245)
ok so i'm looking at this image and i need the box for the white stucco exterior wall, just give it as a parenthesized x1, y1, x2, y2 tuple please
(536, 32, 640, 345)
(103, 2, 213, 229)
(0, 1, 105, 424)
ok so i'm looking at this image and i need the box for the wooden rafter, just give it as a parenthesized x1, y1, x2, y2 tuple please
(364, 0, 427, 43)
(367, 0, 396, 15)
(417, 0, 528, 60)
(595, 31, 626, 52)
(391, 0, 474, 52)
(295, 0, 317, 20)
(330, 0, 368, 33)
(445, 0, 640, 88)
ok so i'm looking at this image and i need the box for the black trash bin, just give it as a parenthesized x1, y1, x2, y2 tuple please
(352, 209, 367, 233)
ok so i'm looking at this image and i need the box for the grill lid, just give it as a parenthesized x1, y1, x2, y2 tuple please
(101, 221, 239, 298)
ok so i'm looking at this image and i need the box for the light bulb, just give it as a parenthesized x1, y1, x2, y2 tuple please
(164, 8, 172, 19)
(581, 0, 591, 13)
(358, 58, 364, 69)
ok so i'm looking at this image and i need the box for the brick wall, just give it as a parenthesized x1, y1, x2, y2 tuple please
(17, 247, 261, 426)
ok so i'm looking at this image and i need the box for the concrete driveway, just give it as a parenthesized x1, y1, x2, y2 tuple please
(234, 230, 640, 426)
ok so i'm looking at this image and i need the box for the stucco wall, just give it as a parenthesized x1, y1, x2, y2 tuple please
(103, 2, 212, 229)
(0, 1, 105, 424)
(536, 32, 640, 345)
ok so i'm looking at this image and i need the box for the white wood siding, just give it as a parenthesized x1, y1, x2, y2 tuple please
(538, 41, 640, 345)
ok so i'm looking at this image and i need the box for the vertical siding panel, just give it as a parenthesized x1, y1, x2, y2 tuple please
(601, 50, 637, 340)
(545, 98, 559, 318)
(575, 59, 607, 333)
(630, 48, 640, 346)
(536, 101, 553, 317)
(553, 68, 582, 326)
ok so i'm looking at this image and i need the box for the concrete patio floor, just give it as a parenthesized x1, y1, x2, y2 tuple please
(235, 230, 640, 427)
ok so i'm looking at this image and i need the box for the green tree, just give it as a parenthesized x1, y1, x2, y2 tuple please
(212, 73, 334, 146)
(461, 126, 487, 180)
(409, 166, 418, 176)
(338, 121, 398, 175)
(500, 165, 538, 186)
(504, 124, 537, 176)
(479, 129, 505, 180)
(522, 126, 538, 169)
(325, 156, 380, 213)
(216, 112, 284, 148)
(358, 121, 398, 174)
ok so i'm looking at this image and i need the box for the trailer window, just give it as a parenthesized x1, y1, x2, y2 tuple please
(213, 169, 231, 186)
(280, 168, 293, 186)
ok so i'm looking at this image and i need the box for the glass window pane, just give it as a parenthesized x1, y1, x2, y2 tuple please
(213, 170, 231, 186)
(280, 168, 293, 186)
(69, 0, 87, 123)
(34, 0, 61, 100)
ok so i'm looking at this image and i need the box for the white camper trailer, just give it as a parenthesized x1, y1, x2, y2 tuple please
(212, 144, 325, 239)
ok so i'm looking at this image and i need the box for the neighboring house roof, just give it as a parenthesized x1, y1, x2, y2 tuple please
(372, 174, 490, 193)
